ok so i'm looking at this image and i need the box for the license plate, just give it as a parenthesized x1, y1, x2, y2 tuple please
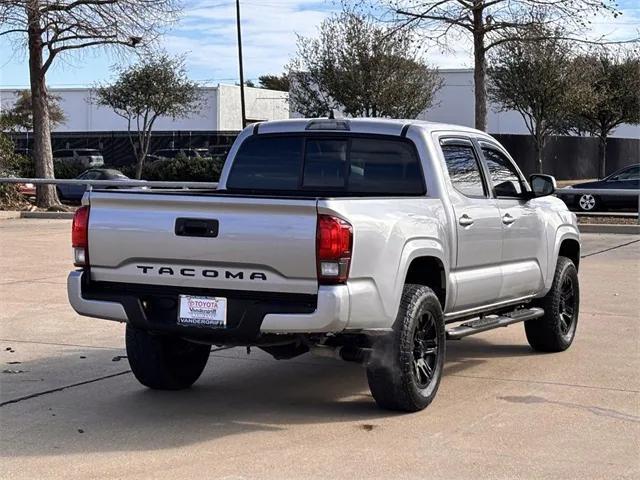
(178, 295, 226, 327)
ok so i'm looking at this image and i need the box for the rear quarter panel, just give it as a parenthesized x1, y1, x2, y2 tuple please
(319, 197, 451, 330)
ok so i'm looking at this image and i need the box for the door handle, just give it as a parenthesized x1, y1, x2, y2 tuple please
(502, 213, 516, 225)
(459, 214, 474, 227)
(175, 218, 219, 238)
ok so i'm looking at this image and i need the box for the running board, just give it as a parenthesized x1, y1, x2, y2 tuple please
(446, 307, 544, 340)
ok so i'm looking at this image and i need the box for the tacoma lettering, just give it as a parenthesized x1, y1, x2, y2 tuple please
(135, 265, 266, 281)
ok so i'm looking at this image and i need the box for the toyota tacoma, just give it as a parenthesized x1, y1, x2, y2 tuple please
(68, 118, 581, 412)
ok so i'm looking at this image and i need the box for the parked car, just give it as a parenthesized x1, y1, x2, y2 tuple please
(57, 169, 133, 202)
(68, 118, 580, 412)
(53, 149, 104, 168)
(151, 148, 211, 161)
(555, 164, 639, 212)
(14, 148, 32, 159)
(17, 182, 36, 197)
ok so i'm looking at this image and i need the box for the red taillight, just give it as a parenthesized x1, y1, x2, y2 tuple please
(316, 214, 352, 284)
(72, 206, 90, 266)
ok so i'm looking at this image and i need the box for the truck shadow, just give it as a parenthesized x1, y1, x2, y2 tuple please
(1, 336, 537, 458)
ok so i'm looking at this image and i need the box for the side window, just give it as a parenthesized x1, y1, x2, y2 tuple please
(614, 166, 639, 181)
(441, 142, 487, 198)
(79, 171, 101, 180)
(481, 147, 524, 197)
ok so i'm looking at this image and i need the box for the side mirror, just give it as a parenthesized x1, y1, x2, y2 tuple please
(529, 174, 556, 198)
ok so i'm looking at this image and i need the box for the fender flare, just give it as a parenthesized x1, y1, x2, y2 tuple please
(390, 238, 452, 315)
(546, 226, 580, 291)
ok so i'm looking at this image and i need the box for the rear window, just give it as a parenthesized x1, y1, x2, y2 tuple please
(226, 135, 425, 195)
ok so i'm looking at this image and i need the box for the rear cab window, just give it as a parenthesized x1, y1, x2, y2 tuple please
(226, 134, 425, 196)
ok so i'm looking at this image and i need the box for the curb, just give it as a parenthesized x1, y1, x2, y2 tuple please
(19, 211, 74, 219)
(0, 211, 21, 220)
(579, 224, 639, 235)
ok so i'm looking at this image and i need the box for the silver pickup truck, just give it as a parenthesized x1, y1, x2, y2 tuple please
(68, 118, 581, 412)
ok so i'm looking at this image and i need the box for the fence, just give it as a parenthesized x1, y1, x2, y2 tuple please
(8, 130, 239, 167)
(7, 130, 640, 180)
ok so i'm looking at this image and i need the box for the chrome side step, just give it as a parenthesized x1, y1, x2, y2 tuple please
(446, 307, 544, 340)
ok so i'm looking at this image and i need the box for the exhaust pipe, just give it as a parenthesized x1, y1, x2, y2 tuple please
(310, 345, 370, 363)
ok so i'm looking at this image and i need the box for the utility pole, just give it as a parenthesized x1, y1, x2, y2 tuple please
(235, 0, 247, 128)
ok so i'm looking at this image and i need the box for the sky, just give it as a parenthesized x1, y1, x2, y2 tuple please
(1, 0, 638, 88)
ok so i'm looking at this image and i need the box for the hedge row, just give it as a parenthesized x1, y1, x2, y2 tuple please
(123, 156, 226, 182)
(4, 153, 226, 183)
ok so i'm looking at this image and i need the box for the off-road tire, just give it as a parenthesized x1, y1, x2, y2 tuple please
(366, 284, 446, 412)
(126, 325, 211, 390)
(525, 256, 579, 352)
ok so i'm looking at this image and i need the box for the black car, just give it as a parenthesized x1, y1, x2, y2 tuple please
(556, 164, 639, 212)
(57, 168, 134, 202)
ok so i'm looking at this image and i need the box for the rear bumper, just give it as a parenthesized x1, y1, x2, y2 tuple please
(67, 271, 349, 339)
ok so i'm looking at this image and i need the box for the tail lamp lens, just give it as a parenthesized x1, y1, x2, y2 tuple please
(72, 205, 90, 266)
(316, 214, 352, 284)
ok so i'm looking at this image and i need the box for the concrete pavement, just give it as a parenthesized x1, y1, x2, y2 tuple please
(1, 219, 638, 479)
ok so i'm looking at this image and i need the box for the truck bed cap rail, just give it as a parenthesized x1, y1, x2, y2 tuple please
(0, 177, 218, 189)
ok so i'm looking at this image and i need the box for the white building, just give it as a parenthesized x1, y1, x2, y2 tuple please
(1, 69, 638, 138)
(0, 84, 289, 132)
(424, 70, 640, 138)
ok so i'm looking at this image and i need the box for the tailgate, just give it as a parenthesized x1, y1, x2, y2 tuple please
(87, 191, 319, 294)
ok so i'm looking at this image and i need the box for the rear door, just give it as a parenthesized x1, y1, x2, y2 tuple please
(439, 137, 503, 312)
(478, 141, 546, 300)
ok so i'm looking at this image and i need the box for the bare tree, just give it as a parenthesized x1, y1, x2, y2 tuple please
(95, 53, 203, 179)
(289, 12, 442, 119)
(0, 0, 180, 208)
(371, 0, 630, 132)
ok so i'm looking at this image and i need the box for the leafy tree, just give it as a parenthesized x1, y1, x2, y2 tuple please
(568, 51, 640, 178)
(0, 130, 28, 208)
(1, 90, 66, 131)
(373, 0, 630, 131)
(488, 27, 585, 173)
(0, 0, 180, 207)
(95, 53, 203, 179)
(258, 74, 290, 92)
(288, 12, 442, 118)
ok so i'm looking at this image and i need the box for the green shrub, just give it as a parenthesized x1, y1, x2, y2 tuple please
(53, 161, 85, 179)
(0, 132, 31, 208)
(138, 154, 225, 182)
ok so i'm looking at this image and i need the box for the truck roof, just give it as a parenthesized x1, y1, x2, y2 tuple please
(252, 118, 491, 138)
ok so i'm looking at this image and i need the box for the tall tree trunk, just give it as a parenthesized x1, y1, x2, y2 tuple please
(598, 135, 607, 179)
(472, 6, 487, 132)
(27, 3, 59, 208)
(535, 144, 543, 174)
(534, 128, 544, 174)
(134, 147, 144, 180)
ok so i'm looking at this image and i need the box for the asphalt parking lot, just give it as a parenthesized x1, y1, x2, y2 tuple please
(1, 219, 638, 480)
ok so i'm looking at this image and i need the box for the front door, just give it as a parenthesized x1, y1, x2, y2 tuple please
(439, 137, 503, 312)
(479, 142, 547, 301)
